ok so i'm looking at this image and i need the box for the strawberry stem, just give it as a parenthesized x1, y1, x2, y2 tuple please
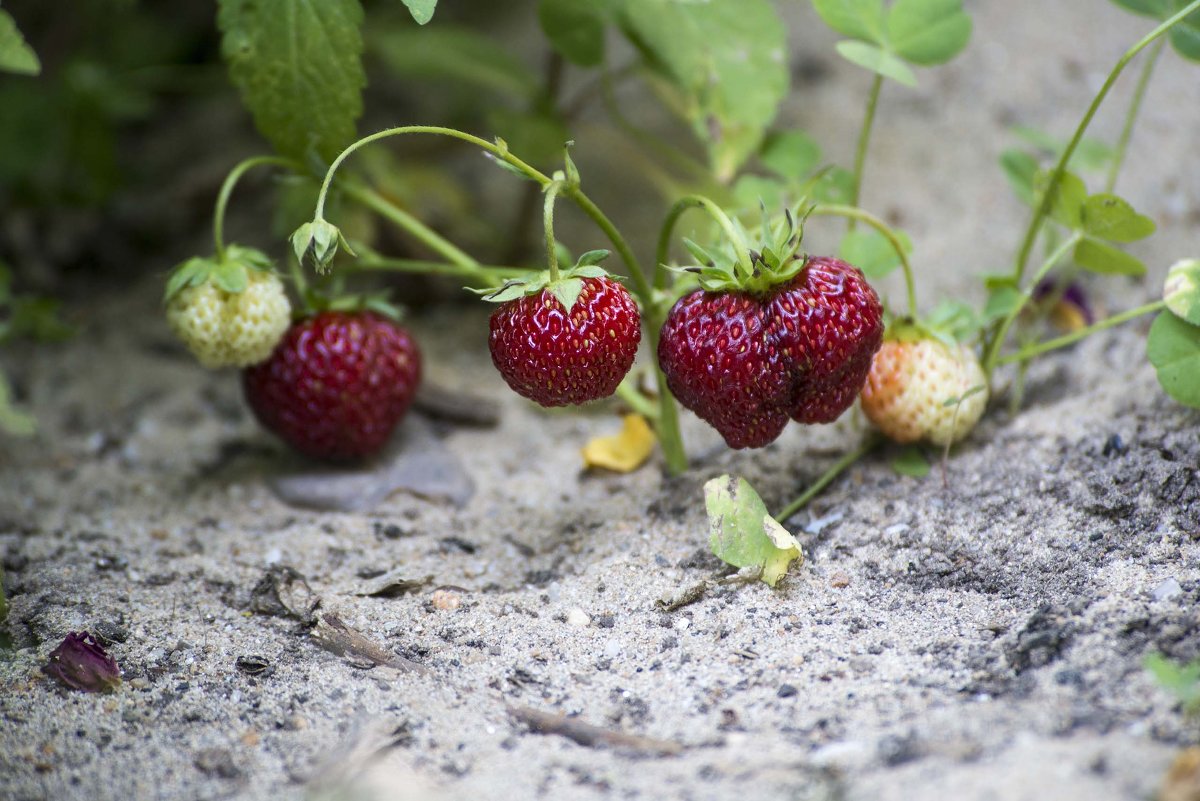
(1106, 37, 1164, 193)
(543, 179, 565, 283)
(1011, 0, 1200, 285)
(847, 74, 884, 232)
(810, 204, 917, 318)
(776, 435, 882, 522)
(656, 195, 754, 290)
(212, 155, 297, 261)
(996, 300, 1165, 367)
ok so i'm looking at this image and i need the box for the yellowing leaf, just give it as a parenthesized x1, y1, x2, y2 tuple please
(581, 414, 656, 472)
(705, 475, 804, 587)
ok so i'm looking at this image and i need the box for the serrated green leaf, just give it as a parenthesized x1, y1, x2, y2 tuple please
(1000, 149, 1038, 205)
(1074, 237, 1147, 276)
(369, 26, 538, 101)
(839, 228, 912, 280)
(550, 278, 586, 312)
(886, 0, 971, 66)
(575, 249, 611, 268)
(834, 40, 917, 87)
(0, 9, 40, 76)
(1035, 169, 1087, 229)
(1164, 259, 1200, 326)
(705, 475, 803, 588)
(399, 0, 437, 24)
(759, 130, 821, 180)
(811, 0, 886, 42)
(890, 446, 930, 477)
(539, 0, 607, 67)
(1081, 194, 1156, 242)
(1148, 312, 1200, 408)
(619, 0, 789, 179)
(217, 0, 365, 161)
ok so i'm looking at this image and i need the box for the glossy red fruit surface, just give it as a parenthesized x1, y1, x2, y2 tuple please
(488, 276, 640, 407)
(658, 256, 882, 449)
(243, 312, 421, 461)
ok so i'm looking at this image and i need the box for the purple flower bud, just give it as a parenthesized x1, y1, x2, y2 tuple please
(43, 631, 121, 693)
(1033, 278, 1095, 332)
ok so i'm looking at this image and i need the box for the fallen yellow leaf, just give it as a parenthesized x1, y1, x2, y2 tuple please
(581, 414, 656, 473)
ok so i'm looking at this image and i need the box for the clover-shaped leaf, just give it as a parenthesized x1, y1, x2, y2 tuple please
(705, 475, 803, 588)
(1164, 259, 1200, 326)
(1074, 237, 1147, 277)
(1148, 311, 1200, 408)
(1080, 194, 1156, 242)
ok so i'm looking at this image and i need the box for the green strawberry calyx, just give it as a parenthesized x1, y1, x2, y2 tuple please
(674, 205, 814, 297)
(163, 244, 275, 304)
(469, 249, 617, 313)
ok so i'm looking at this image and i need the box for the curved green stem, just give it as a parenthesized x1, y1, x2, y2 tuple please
(810, 204, 917, 318)
(997, 300, 1164, 366)
(213, 155, 297, 260)
(848, 74, 884, 232)
(1013, 0, 1200, 283)
(615, 376, 660, 421)
(776, 436, 882, 522)
(342, 182, 481, 273)
(353, 253, 528, 283)
(543, 181, 565, 282)
(1106, 37, 1165, 193)
(655, 194, 754, 284)
(984, 232, 1081, 375)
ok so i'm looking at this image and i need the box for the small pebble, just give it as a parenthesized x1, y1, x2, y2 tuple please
(830, 571, 851, 588)
(1152, 577, 1183, 602)
(566, 608, 591, 627)
(431, 589, 463, 611)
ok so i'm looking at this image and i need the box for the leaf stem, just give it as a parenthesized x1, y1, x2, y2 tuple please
(983, 232, 1081, 376)
(351, 251, 527, 284)
(810, 204, 917, 318)
(1012, 0, 1200, 284)
(212, 155, 297, 260)
(1106, 37, 1165, 193)
(776, 436, 882, 522)
(543, 181, 564, 283)
(996, 299, 1165, 366)
(656, 195, 754, 286)
(847, 74, 884, 231)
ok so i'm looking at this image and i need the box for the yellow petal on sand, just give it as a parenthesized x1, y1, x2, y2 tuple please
(581, 414, 656, 472)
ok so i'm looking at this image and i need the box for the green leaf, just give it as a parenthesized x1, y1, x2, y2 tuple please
(1111, 0, 1169, 16)
(705, 475, 803, 588)
(575, 249, 610, 268)
(926, 298, 981, 342)
(0, 9, 40, 76)
(1145, 653, 1200, 712)
(759, 130, 821, 181)
(399, 0, 437, 25)
(539, 0, 607, 67)
(0, 371, 34, 437)
(163, 257, 215, 303)
(1148, 312, 1200, 408)
(732, 175, 786, 212)
(1073, 237, 1147, 276)
(982, 284, 1023, 324)
(550, 278, 586, 312)
(1164, 259, 1200, 326)
(886, 0, 971, 66)
(1000, 149, 1039, 205)
(811, 0, 886, 42)
(369, 26, 538, 101)
(212, 260, 249, 294)
(838, 228, 912, 280)
(890, 446, 930, 477)
(1081, 194, 1156, 242)
(1011, 126, 1115, 172)
(217, 0, 365, 161)
(1035, 169, 1087, 230)
(619, 0, 789, 179)
(834, 40, 917, 87)
(1170, 0, 1200, 62)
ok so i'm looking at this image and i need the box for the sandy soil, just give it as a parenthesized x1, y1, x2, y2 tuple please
(3, 2, 1200, 800)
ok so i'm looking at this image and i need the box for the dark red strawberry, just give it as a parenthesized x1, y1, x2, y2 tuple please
(488, 276, 640, 407)
(658, 256, 882, 449)
(243, 312, 421, 461)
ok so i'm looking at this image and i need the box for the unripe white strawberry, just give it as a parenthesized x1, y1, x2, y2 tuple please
(164, 247, 291, 369)
(860, 337, 988, 446)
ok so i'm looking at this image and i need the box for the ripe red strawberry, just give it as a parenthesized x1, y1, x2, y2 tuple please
(658, 256, 883, 449)
(243, 312, 421, 461)
(488, 276, 640, 407)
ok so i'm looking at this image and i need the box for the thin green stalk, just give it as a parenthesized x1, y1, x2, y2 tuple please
(543, 181, 565, 282)
(1106, 37, 1165, 193)
(212, 155, 297, 259)
(1013, 0, 1200, 283)
(353, 254, 527, 283)
(776, 436, 881, 522)
(983, 232, 1081, 375)
(997, 300, 1165, 366)
(655, 195, 754, 287)
(341, 182, 480, 272)
(615, 377, 660, 421)
(847, 74, 884, 232)
(810, 204, 918, 318)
